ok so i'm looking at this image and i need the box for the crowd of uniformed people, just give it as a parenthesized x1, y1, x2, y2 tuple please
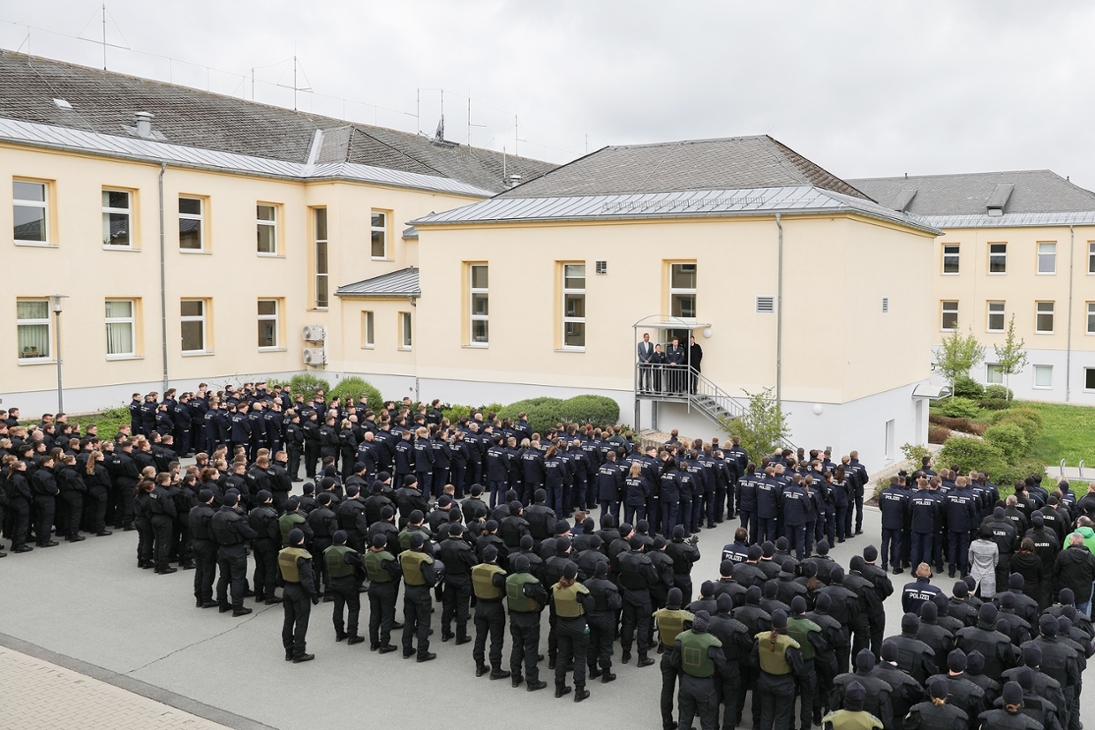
(1, 383, 1093, 730)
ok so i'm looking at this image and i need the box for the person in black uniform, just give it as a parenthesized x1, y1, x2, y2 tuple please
(507, 554, 550, 691)
(585, 561, 622, 683)
(904, 678, 969, 730)
(363, 533, 401, 652)
(149, 472, 178, 573)
(471, 545, 510, 679)
(400, 532, 439, 662)
(439, 522, 477, 645)
(278, 528, 319, 662)
(249, 490, 281, 603)
(211, 492, 257, 616)
(978, 681, 1043, 730)
(926, 649, 987, 728)
(710, 593, 754, 730)
(551, 561, 595, 701)
(307, 492, 338, 598)
(189, 489, 218, 608)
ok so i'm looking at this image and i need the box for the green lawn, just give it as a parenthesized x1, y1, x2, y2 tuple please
(1016, 400, 1095, 466)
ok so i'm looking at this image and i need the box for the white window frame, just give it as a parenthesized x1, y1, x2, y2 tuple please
(180, 299, 208, 354)
(179, 196, 204, 252)
(314, 208, 328, 309)
(1084, 367, 1095, 392)
(987, 301, 1005, 333)
(988, 243, 1007, 274)
(942, 243, 960, 274)
(941, 301, 959, 331)
(1089, 242, 1095, 275)
(371, 210, 388, 260)
(562, 262, 586, 350)
(257, 299, 279, 350)
(257, 203, 278, 256)
(102, 189, 132, 249)
(1088, 302, 1095, 336)
(469, 264, 489, 347)
(13, 179, 49, 245)
(985, 363, 1003, 385)
(668, 262, 697, 318)
(400, 311, 412, 350)
(1033, 364, 1053, 389)
(16, 298, 52, 363)
(1037, 242, 1057, 275)
(363, 311, 374, 349)
(1035, 301, 1055, 334)
(105, 299, 136, 359)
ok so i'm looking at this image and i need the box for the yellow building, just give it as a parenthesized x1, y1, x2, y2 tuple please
(407, 138, 942, 467)
(0, 50, 550, 413)
(850, 171, 1095, 404)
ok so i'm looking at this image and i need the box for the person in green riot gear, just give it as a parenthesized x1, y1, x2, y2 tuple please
(506, 554, 550, 691)
(277, 527, 319, 663)
(654, 587, 694, 730)
(471, 544, 509, 680)
(400, 531, 440, 662)
(278, 496, 313, 547)
(550, 560, 595, 703)
(364, 532, 401, 653)
(671, 609, 725, 730)
(751, 608, 804, 730)
(787, 595, 826, 730)
(323, 530, 365, 645)
(822, 680, 883, 730)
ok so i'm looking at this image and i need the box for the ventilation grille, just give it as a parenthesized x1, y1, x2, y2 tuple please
(595, 261, 607, 274)
(882, 297, 889, 313)
(756, 296, 775, 313)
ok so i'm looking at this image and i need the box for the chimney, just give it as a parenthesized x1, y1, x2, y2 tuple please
(133, 111, 154, 138)
(508, 174, 522, 188)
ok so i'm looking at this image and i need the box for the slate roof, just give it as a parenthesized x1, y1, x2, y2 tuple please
(498, 136, 870, 200)
(0, 50, 554, 194)
(848, 170, 1095, 219)
(335, 267, 421, 298)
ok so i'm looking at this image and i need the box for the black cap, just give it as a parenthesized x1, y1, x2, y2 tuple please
(636, 519, 649, 533)
(333, 530, 347, 544)
(404, 474, 418, 487)
(555, 519, 571, 535)
(673, 525, 686, 539)
(815, 593, 831, 611)
(716, 594, 733, 613)
(595, 562, 608, 578)
(1008, 573, 1024, 590)
(667, 587, 683, 608)
(652, 536, 667, 550)
(953, 581, 969, 598)
(966, 650, 985, 673)
(761, 541, 775, 558)
(534, 488, 546, 502)
(745, 586, 761, 604)
(701, 580, 715, 597)
(844, 681, 866, 711)
(692, 610, 711, 633)
(1022, 644, 1042, 667)
(863, 545, 878, 562)
(345, 484, 359, 498)
(371, 534, 387, 549)
(198, 488, 213, 502)
(1039, 614, 1058, 637)
(921, 601, 938, 621)
(1002, 681, 1024, 706)
(771, 609, 788, 629)
(880, 640, 898, 663)
(1060, 587, 1075, 605)
(816, 539, 830, 555)
(483, 545, 498, 561)
(514, 555, 530, 572)
(978, 603, 998, 624)
(600, 513, 615, 528)
(901, 612, 919, 632)
(948, 649, 967, 672)
(1016, 667, 1035, 691)
(485, 519, 498, 531)
(562, 561, 578, 580)
(775, 536, 789, 551)
(224, 493, 239, 507)
(856, 649, 875, 672)
(747, 545, 763, 561)
(380, 505, 395, 519)
(438, 495, 452, 507)
(409, 533, 425, 550)
(994, 506, 1005, 518)
(288, 528, 304, 544)
(629, 535, 644, 550)
(999, 591, 1016, 609)
(790, 596, 807, 614)
(781, 558, 796, 573)
(929, 679, 948, 701)
(520, 534, 534, 550)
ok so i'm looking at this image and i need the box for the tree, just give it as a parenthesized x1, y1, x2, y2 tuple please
(933, 328, 985, 392)
(993, 314, 1027, 400)
(722, 387, 791, 462)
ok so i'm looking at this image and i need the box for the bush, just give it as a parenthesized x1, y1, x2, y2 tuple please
(937, 436, 1007, 478)
(984, 384, 1013, 401)
(929, 414, 986, 435)
(498, 395, 621, 436)
(953, 375, 985, 401)
(287, 374, 330, 401)
(901, 442, 932, 466)
(932, 397, 981, 420)
(992, 409, 1042, 446)
(994, 458, 1047, 491)
(928, 426, 951, 444)
(983, 422, 1028, 464)
(329, 376, 383, 412)
(980, 397, 1010, 411)
(81, 406, 131, 438)
(440, 404, 473, 423)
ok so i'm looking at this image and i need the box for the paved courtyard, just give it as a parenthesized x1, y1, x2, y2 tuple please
(1, 500, 1091, 730)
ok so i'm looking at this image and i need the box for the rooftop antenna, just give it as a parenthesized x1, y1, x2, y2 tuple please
(101, 3, 106, 69)
(467, 91, 485, 147)
(78, 4, 131, 70)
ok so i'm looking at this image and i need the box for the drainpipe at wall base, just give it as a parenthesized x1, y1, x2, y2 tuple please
(159, 162, 169, 392)
(1066, 225, 1075, 402)
(775, 213, 784, 409)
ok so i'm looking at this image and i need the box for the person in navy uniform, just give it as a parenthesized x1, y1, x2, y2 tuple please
(879, 475, 909, 574)
(909, 478, 939, 570)
(944, 477, 979, 578)
(637, 332, 655, 392)
(665, 338, 685, 393)
(781, 478, 809, 560)
(756, 467, 780, 545)
(901, 563, 943, 616)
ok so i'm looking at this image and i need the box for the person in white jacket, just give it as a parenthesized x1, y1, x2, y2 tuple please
(968, 525, 1000, 598)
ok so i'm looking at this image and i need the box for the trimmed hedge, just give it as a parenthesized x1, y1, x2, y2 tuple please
(286, 374, 330, 401)
(953, 375, 985, 401)
(329, 376, 384, 413)
(983, 422, 1028, 463)
(497, 395, 620, 436)
(937, 437, 1007, 480)
(983, 384, 1013, 401)
(932, 397, 981, 419)
(992, 409, 1043, 447)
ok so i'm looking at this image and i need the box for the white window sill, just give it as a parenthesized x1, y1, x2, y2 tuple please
(180, 249, 210, 255)
(258, 347, 285, 353)
(14, 241, 56, 248)
(106, 354, 142, 361)
(941, 272, 960, 276)
(399, 347, 412, 352)
(103, 245, 139, 252)
(257, 253, 284, 258)
(464, 344, 489, 349)
(1038, 272, 1056, 276)
(312, 307, 329, 312)
(986, 330, 1004, 335)
(940, 329, 958, 333)
(1034, 331, 1054, 335)
(371, 257, 392, 262)
(362, 345, 375, 350)
(18, 358, 56, 366)
(1033, 386, 1053, 390)
(181, 350, 215, 357)
(987, 271, 1006, 275)
(555, 347, 586, 353)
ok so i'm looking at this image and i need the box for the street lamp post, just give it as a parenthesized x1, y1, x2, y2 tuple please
(49, 294, 67, 414)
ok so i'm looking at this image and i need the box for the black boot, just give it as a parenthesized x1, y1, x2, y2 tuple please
(574, 684, 590, 703)
(554, 683, 572, 698)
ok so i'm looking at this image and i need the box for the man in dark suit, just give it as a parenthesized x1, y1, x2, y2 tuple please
(689, 336, 704, 393)
(637, 332, 655, 392)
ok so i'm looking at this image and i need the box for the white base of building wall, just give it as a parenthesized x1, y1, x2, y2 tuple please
(934, 347, 1095, 405)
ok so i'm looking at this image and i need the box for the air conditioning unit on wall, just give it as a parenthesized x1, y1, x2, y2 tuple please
(303, 325, 327, 342)
(303, 348, 327, 366)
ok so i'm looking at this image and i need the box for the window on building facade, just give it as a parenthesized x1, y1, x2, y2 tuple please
(371, 211, 387, 259)
(987, 301, 1005, 332)
(988, 243, 1007, 273)
(13, 180, 48, 243)
(105, 299, 135, 357)
(562, 263, 586, 349)
(400, 312, 412, 349)
(257, 204, 277, 255)
(1089, 242, 1095, 274)
(258, 299, 279, 349)
(1036, 301, 1055, 333)
(16, 299, 50, 361)
(942, 244, 960, 274)
(1033, 364, 1053, 388)
(1037, 242, 1056, 274)
(102, 189, 132, 247)
(669, 263, 697, 317)
(363, 311, 374, 348)
(986, 363, 1003, 384)
(1088, 302, 1095, 335)
(314, 208, 328, 308)
(179, 197, 204, 251)
(941, 301, 959, 331)
(180, 299, 208, 353)
(1086, 368, 1095, 392)
(469, 264, 489, 345)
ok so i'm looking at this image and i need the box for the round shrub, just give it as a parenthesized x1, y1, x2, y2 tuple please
(288, 374, 330, 401)
(995, 457, 1048, 491)
(937, 436, 1007, 479)
(329, 376, 383, 412)
(557, 395, 620, 429)
(932, 397, 981, 420)
(983, 384, 1013, 401)
(980, 397, 1010, 411)
(992, 410, 1042, 446)
(497, 397, 567, 435)
(983, 422, 1028, 464)
(952, 375, 985, 401)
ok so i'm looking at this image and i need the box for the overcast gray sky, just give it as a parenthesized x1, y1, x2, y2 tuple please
(3, 1, 1093, 187)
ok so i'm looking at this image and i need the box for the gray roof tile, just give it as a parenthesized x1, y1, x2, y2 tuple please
(335, 267, 420, 298)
